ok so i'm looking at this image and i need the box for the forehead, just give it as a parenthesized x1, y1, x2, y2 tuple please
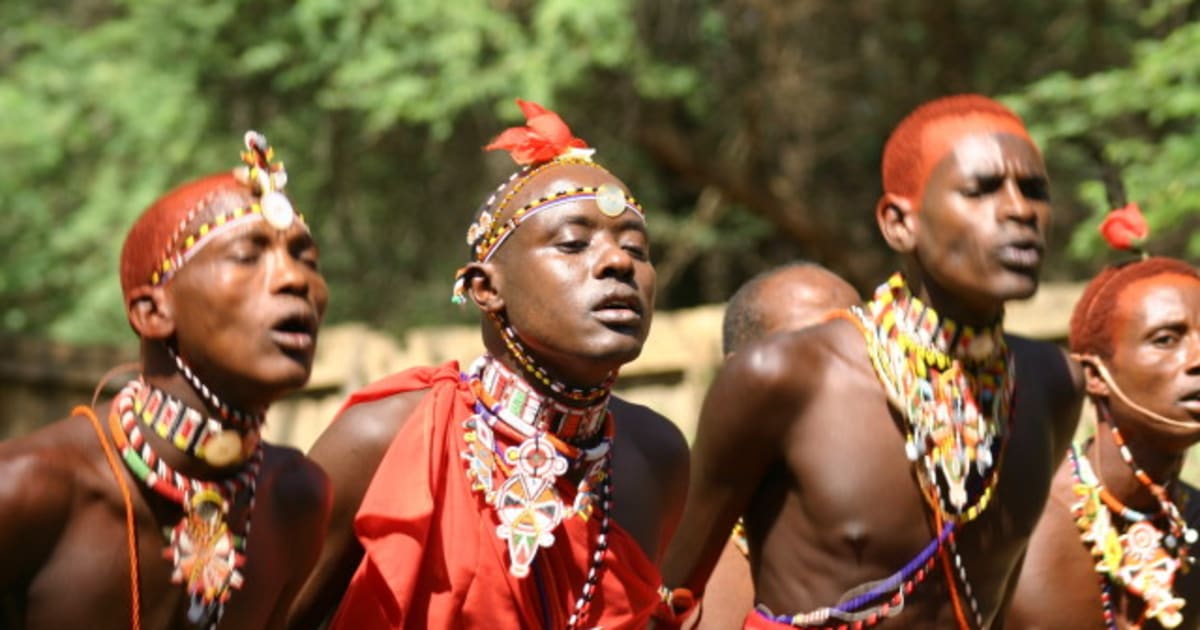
(1114, 274, 1200, 333)
(513, 195, 647, 236)
(502, 163, 631, 218)
(930, 132, 1046, 183)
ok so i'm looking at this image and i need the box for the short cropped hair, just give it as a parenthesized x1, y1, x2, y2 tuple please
(881, 94, 1033, 207)
(1069, 257, 1200, 359)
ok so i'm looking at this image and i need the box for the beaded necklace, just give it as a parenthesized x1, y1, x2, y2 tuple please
(169, 348, 265, 467)
(489, 312, 616, 405)
(461, 355, 614, 629)
(109, 378, 263, 629)
(124, 374, 261, 471)
(852, 272, 1014, 524)
(1070, 427, 1195, 628)
(848, 272, 1013, 629)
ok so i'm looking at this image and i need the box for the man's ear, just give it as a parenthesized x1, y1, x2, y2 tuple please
(1077, 355, 1113, 398)
(126, 285, 175, 340)
(465, 262, 505, 314)
(876, 193, 918, 253)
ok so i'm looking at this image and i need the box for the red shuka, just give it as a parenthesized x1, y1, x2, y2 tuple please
(330, 363, 662, 629)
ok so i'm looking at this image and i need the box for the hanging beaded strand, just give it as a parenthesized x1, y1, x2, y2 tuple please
(760, 523, 955, 628)
(169, 348, 264, 430)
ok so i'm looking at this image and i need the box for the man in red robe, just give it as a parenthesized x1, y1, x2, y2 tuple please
(290, 100, 690, 629)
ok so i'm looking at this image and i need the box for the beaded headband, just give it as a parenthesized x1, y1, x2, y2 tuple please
(452, 100, 645, 304)
(151, 131, 305, 287)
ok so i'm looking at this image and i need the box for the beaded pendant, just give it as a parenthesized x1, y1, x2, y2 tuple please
(109, 379, 260, 630)
(165, 489, 246, 627)
(854, 273, 1013, 524)
(460, 356, 611, 578)
(1071, 445, 1189, 628)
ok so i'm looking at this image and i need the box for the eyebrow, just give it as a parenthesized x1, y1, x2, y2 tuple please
(549, 212, 647, 232)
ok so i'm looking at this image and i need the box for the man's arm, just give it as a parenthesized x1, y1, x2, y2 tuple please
(263, 449, 332, 630)
(286, 390, 427, 630)
(659, 332, 812, 596)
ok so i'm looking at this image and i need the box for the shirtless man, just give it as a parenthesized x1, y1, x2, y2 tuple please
(659, 94, 1084, 629)
(1009, 255, 1200, 629)
(290, 99, 689, 629)
(0, 132, 332, 629)
(700, 263, 859, 630)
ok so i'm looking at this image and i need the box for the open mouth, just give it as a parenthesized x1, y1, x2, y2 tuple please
(270, 312, 318, 352)
(592, 294, 644, 327)
(996, 240, 1044, 271)
(1178, 391, 1200, 418)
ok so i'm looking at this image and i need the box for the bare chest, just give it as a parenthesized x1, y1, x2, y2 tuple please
(750, 374, 1060, 625)
(22, 476, 292, 630)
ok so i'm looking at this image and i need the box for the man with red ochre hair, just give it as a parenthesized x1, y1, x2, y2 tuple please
(1009, 253, 1200, 629)
(0, 131, 332, 630)
(658, 94, 1084, 629)
(288, 100, 689, 630)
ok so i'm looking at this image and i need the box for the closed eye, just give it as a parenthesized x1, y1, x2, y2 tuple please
(556, 239, 589, 253)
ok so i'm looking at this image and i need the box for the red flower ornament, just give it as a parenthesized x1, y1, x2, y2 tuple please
(485, 99, 590, 165)
(1100, 202, 1150, 252)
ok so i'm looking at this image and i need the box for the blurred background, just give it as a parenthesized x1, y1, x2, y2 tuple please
(3, 0, 1200, 447)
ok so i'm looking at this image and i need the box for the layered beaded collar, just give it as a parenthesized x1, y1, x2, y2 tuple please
(461, 354, 614, 629)
(168, 348, 265, 467)
(109, 378, 264, 629)
(851, 272, 1014, 524)
(1070, 422, 1196, 629)
(469, 354, 611, 444)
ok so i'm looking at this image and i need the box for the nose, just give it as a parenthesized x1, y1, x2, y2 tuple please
(1186, 333, 1200, 375)
(270, 246, 312, 297)
(594, 237, 635, 281)
(1000, 178, 1038, 225)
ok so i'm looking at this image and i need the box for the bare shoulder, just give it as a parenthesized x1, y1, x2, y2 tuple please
(308, 387, 432, 469)
(260, 443, 331, 520)
(730, 317, 851, 391)
(0, 415, 97, 584)
(609, 396, 688, 474)
(1005, 335, 1084, 407)
(1005, 335, 1085, 454)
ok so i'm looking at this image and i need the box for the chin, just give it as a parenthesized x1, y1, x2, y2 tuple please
(993, 272, 1040, 302)
(582, 336, 646, 367)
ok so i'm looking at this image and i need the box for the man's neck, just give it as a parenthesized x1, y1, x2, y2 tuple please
(903, 268, 1005, 329)
(1088, 421, 1185, 511)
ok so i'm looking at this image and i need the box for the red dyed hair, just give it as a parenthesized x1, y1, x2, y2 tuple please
(881, 94, 1035, 208)
(119, 173, 252, 303)
(1069, 257, 1200, 358)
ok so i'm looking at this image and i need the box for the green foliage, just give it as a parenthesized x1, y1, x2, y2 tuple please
(7, 0, 1200, 346)
(1007, 2, 1200, 262)
(0, 0, 703, 343)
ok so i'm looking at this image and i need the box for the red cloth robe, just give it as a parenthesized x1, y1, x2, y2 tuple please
(330, 363, 662, 629)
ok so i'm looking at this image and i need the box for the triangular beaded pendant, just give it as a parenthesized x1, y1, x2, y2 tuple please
(494, 435, 569, 577)
(164, 489, 245, 627)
